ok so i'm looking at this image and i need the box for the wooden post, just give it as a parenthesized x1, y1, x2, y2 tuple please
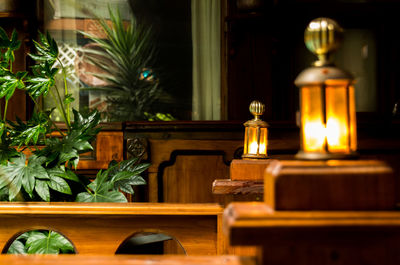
(224, 160, 399, 265)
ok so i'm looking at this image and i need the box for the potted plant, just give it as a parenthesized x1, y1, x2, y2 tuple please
(80, 8, 174, 121)
(0, 23, 149, 253)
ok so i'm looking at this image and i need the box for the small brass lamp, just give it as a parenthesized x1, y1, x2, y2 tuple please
(295, 18, 358, 160)
(242, 100, 269, 159)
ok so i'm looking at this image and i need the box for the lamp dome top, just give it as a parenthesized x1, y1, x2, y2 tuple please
(249, 100, 265, 118)
(305, 17, 343, 66)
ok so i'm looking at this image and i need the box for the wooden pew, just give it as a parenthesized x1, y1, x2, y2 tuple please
(0, 255, 256, 265)
(0, 202, 225, 255)
(224, 202, 400, 265)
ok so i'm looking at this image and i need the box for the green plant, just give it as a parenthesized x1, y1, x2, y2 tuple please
(0, 27, 148, 202)
(81, 8, 162, 121)
(8, 230, 74, 254)
(0, 23, 149, 253)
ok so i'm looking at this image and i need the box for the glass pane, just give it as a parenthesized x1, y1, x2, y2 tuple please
(258, 128, 267, 155)
(335, 29, 377, 112)
(300, 86, 325, 152)
(42, 0, 221, 121)
(349, 85, 357, 151)
(246, 127, 259, 155)
(325, 83, 350, 153)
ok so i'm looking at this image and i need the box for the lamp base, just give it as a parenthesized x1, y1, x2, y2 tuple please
(230, 159, 272, 180)
(295, 151, 359, 160)
(264, 159, 396, 210)
(241, 154, 269, 159)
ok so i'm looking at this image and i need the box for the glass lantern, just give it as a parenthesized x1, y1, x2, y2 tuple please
(242, 100, 269, 159)
(295, 18, 358, 160)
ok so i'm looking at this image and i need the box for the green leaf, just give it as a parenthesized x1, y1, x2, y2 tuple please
(76, 190, 127, 203)
(0, 70, 25, 100)
(63, 94, 75, 105)
(105, 157, 148, 195)
(72, 139, 93, 152)
(21, 168, 35, 198)
(75, 192, 93, 202)
(8, 111, 52, 147)
(47, 176, 71, 195)
(35, 180, 50, 202)
(47, 167, 80, 183)
(7, 239, 26, 254)
(29, 31, 58, 63)
(77, 167, 127, 202)
(110, 171, 136, 183)
(26, 231, 74, 254)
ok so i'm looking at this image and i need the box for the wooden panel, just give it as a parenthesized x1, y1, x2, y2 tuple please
(0, 202, 224, 255)
(163, 155, 229, 203)
(224, 202, 400, 265)
(264, 160, 396, 210)
(77, 131, 124, 170)
(0, 255, 256, 265)
(147, 139, 243, 202)
(230, 159, 273, 181)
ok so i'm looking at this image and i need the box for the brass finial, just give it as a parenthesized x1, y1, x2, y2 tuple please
(249, 100, 265, 120)
(304, 17, 344, 67)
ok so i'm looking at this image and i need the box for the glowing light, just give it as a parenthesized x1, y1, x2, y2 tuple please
(309, 22, 320, 30)
(249, 141, 259, 154)
(326, 117, 348, 152)
(303, 121, 326, 152)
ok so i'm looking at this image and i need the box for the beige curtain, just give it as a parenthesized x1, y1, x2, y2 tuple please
(191, 0, 221, 120)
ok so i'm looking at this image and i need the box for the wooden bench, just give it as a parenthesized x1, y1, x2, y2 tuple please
(0, 202, 225, 255)
(0, 255, 256, 265)
(224, 202, 400, 265)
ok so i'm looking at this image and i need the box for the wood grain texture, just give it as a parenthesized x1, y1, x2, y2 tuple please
(264, 160, 396, 210)
(0, 202, 224, 255)
(162, 155, 229, 203)
(18, 131, 124, 171)
(212, 179, 263, 195)
(148, 139, 243, 202)
(77, 131, 124, 170)
(0, 255, 256, 265)
(224, 202, 400, 265)
(230, 159, 273, 181)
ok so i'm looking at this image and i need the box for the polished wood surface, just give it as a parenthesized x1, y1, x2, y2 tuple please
(77, 131, 124, 170)
(0, 255, 256, 265)
(212, 179, 263, 195)
(224, 202, 400, 265)
(147, 139, 243, 203)
(230, 159, 272, 181)
(264, 160, 396, 210)
(20, 131, 124, 172)
(0, 202, 224, 255)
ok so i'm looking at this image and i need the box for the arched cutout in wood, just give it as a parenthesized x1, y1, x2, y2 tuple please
(2, 229, 77, 254)
(115, 231, 186, 255)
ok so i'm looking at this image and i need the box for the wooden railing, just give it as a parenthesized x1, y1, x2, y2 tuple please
(0, 202, 225, 255)
(0, 255, 256, 265)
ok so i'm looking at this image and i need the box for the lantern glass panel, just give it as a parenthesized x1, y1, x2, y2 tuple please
(258, 128, 268, 155)
(300, 86, 325, 152)
(349, 85, 357, 151)
(325, 84, 350, 153)
(246, 127, 259, 154)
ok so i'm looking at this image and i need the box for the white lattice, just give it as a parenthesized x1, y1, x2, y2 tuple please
(54, 43, 79, 86)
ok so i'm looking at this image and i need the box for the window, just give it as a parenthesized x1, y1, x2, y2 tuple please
(43, 0, 221, 121)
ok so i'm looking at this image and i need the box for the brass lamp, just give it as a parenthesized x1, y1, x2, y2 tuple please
(295, 18, 358, 160)
(242, 100, 269, 159)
